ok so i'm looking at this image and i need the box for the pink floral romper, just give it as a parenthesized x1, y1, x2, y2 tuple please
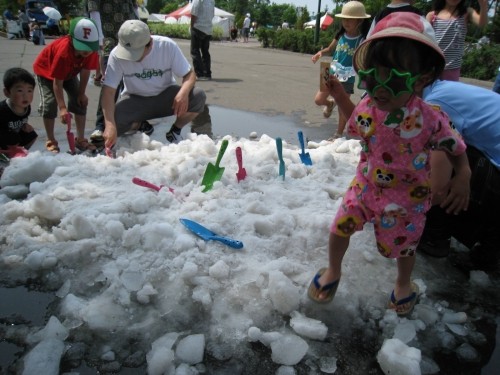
(332, 95, 466, 258)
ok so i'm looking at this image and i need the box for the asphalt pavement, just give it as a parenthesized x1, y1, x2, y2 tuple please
(0, 34, 494, 146)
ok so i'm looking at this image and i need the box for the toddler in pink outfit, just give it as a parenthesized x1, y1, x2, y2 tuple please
(308, 13, 471, 316)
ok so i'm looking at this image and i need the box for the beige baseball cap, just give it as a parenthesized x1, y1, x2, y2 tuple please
(115, 20, 151, 61)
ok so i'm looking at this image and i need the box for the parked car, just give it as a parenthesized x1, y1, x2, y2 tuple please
(25, 0, 57, 28)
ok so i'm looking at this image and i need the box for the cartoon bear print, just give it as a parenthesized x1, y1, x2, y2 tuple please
(400, 109, 422, 139)
(373, 168, 396, 188)
(409, 185, 430, 202)
(336, 216, 359, 236)
(356, 113, 375, 138)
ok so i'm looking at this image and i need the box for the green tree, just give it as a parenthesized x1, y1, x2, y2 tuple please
(160, 1, 182, 15)
(295, 6, 310, 30)
(282, 5, 297, 26)
(147, 0, 167, 13)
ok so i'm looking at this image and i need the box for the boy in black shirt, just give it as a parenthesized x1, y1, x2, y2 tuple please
(0, 67, 38, 157)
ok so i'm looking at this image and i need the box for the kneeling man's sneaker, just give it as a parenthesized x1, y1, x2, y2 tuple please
(139, 121, 154, 136)
(90, 129, 104, 142)
(166, 130, 183, 144)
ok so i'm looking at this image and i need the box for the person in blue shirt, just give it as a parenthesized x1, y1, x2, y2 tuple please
(46, 17, 60, 36)
(3, 6, 15, 21)
(493, 66, 500, 95)
(417, 79, 500, 272)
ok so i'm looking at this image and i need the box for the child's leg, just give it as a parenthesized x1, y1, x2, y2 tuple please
(74, 114, 96, 151)
(393, 256, 416, 310)
(43, 118, 56, 141)
(74, 114, 87, 140)
(335, 93, 351, 136)
(317, 233, 350, 288)
(314, 90, 331, 107)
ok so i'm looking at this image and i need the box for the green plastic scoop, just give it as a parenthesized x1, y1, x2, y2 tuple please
(201, 139, 229, 192)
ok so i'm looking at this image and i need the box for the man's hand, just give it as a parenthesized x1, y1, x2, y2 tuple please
(172, 92, 189, 117)
(440, 168, 471, 215)
(103, 123, 117, 149)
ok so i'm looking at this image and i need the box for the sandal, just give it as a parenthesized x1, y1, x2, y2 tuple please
(388, 281, 419, 316)
(323, 100, 336, 118)
(46, 140, 60, 153)
(93, 74, 103, 86)
(307, 267, 340, 304)
(75, 137, 97, 152)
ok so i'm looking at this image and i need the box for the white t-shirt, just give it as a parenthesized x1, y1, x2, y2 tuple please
(191, 0, 214, 35)
(104, 35, 191, 97)
(243, 17, 250, 29)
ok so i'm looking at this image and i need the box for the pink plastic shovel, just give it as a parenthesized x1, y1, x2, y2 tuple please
(235, 147, 247, 182)
(65, 113, 76, 154)
(132, 177, 174, 194)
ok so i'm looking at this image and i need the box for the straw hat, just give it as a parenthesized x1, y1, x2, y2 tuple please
(335, 1, 370, 19)
(353, 12, 444, 72)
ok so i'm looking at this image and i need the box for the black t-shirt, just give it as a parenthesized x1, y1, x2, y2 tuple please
(0, 99, 32, 148)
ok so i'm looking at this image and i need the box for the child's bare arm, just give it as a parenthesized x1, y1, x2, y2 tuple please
(312, 39, 338, 63)
(469, 0, 488, 28)
(440, 152, 471, 215)
(327, 74, 355, 120)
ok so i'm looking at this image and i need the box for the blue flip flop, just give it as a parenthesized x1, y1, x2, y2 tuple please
(389, 281, 419, 316)
(307, 267, 340, 304)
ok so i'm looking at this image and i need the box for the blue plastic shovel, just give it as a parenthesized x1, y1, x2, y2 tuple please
(298, 131, 312, 165)
(276, 137, 285, 180)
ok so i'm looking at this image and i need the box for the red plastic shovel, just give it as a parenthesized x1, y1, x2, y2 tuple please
(65, 113, 76, 154)
(132, 177, 174, 194)
(235, 147, 247, 182)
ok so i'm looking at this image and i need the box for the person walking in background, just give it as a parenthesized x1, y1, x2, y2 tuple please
(17, 9, 30, 41)
(86, 0, 138, 144)
(367, 0, 422, 36)
(101, 20, 206, 148)
(33, 17, 100, 153)
(190, 0, 215, 81)
(307, 13, 470, 316)
(1, 68, 38, 156)
(30, 21, 45, 45)
(311, 1, 370, 139)
(426, 0, 488, 81)
(2, 6, 15, 22)
(415, 80, 500, 273)
(45, 17, 60, 36)
(242, 13, 251, 43)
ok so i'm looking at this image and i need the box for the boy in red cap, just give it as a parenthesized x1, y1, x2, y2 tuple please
(33, 17, 100, 153)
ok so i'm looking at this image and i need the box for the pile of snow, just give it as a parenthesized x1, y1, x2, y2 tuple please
(0, 133, 495, 373)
